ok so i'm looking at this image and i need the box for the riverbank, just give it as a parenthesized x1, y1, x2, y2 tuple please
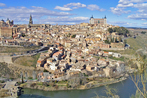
(20, 74, 137, 98)
(20, 73, 129, 92)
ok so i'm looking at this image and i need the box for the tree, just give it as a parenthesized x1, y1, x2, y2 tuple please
(108, 28, 113, 33)
(68, 77, 80, 88)
(105, 40, 111, 44)
(20, 72, 24, 83)
(105, 85, 118, 98)
(32, 71, 36, 80)
(118, 37, 122, 42)
(22, 33, 25, 37)
(49, 79, 55, 87)
(108, 27, 130, 37)
(25, 72, 28, 81)
(111, 38, 114, 43)
(71, 34, 76, 38)
(141, 31, 146, 34)
(130, 54, 147, 98)
(124, 39, 127, 45)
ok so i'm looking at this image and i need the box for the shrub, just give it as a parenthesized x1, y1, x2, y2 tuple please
(141, 31, 146, 34)
(28, 77, 33, 79)
(30, 83, 36, 87)
(71, 34, 76, 38)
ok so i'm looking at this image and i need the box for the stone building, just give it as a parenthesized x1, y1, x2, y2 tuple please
(111, 42, 124, 48)
(6, 18, 14, 26)
(0, 27, 13, 37)
(89, 15, 107, 27)
(28, 15, 51, 29)
(0, 18, 13, 27)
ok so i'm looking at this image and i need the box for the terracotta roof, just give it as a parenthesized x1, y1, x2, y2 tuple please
(104, 51, 109, 54)
(53, 51, 63, 56)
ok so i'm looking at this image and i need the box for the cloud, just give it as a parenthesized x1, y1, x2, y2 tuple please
(116, 0, 147, 9)
(54, 3, 105, 12)
(108, 21, 136, 27)
(133, 3, 147, 12)
(38, 16, 89, 25)
(119, 0, 131, 4)
(0, 6, 73, 23)
(0, 3, 6, 7)
(87, 4, 105, 11)
(119, 0, 147, 4)
(111, 0, 147, 16)
(0, 4, 88, 24)
(45, 21, 78, 25)
(43, 16, 89, 22)
(110, 7, 131, 15)
(131, 0, 147, 3)
(54, 6, 72, 11)
(117, 3, 134, 7)
(0, 6, 72, 17)
(54, 2, 86, 11)
(128, 13, 147, 20)
(64, 2, 86, 9)
(142, 22, 147, 25)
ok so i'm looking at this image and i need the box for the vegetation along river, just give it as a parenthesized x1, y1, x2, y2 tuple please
(19, 75, 137, 98)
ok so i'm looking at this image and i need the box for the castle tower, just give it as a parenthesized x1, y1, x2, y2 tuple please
(29, 15, 33, 24)
(89, 15, 94, 24)
(104, 15, 107, 27)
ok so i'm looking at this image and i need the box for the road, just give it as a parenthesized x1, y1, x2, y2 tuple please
(12, 46, 50, 57)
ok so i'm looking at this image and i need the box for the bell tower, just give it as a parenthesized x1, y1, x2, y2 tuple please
(29, 15, 33, 24)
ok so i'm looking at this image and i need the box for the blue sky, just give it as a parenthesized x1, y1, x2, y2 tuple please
(0, 0, 147, 27)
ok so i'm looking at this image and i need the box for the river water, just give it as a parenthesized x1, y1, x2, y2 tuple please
(19, 76, 137, 98)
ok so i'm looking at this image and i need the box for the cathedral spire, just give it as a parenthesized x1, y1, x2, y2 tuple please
(29, 14, 33, 24)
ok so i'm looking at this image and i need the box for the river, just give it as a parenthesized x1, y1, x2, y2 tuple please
(19, 76, 137, 98)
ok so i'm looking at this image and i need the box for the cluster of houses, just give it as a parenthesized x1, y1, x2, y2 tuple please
(36, 41, 125, 81)
(0, 18, 127, 81)
(0, 22, 125, 50)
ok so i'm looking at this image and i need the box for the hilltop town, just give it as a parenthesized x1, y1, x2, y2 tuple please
(0, 15, 134, 97)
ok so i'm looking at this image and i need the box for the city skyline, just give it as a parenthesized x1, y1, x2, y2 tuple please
(0, 0, 147, 27)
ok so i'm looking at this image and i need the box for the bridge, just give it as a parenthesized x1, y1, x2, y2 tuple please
(3, 81, 22, 97)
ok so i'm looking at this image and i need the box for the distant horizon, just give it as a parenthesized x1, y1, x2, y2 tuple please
(0, 0, 147, 27)
(9, 22, 147, 29)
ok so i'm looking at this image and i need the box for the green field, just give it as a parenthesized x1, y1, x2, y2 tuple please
(127, 36, 147, 51)
(0, 46, 40, 53)
(14, 53, 40, 67)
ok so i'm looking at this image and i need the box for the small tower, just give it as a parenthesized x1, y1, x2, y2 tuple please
(6, 18, 10, 24)
(90, 15, 93, 19)
(104, 15, 107, 19)
(29, 15, 33, 24)
(104, 15, 107, 27)
(89, 15, 94, 24)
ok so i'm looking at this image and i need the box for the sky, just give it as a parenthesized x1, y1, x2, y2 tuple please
(0, 0, 147, 27)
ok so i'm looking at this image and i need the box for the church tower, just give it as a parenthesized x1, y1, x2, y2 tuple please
(29, 15, 33, 24)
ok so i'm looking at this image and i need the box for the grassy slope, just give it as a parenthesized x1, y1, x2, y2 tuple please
(0, 46, 40, 53)
(14, 53, 40, 67)
(127, 36, 147, 50)
(104, 33, 147, 55)
(0, 63, 14, 77)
